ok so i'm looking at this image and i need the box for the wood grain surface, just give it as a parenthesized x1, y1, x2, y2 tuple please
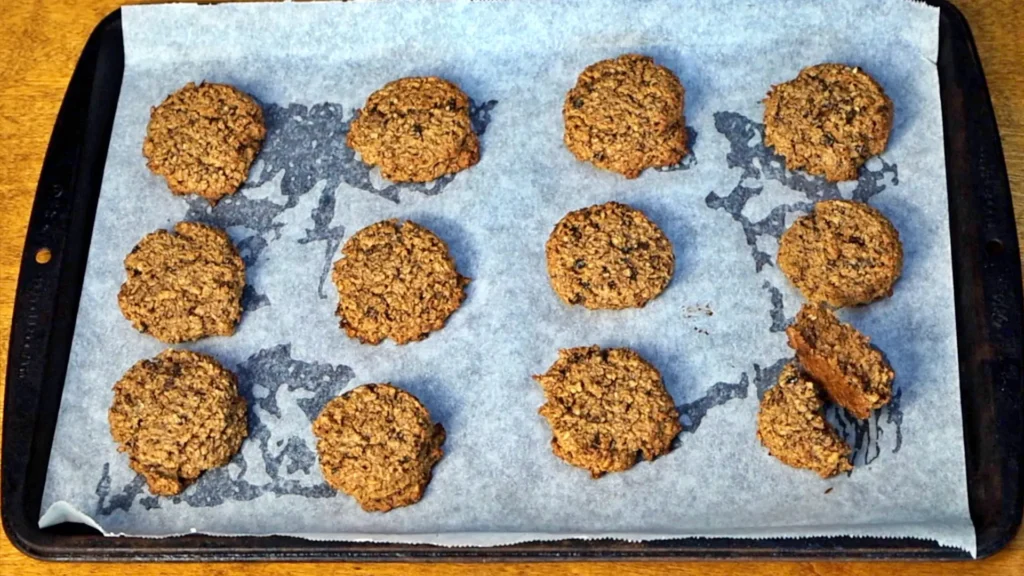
(1, 1, 1021, 574)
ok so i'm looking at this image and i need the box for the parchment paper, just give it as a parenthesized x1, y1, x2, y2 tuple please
(39, 0, 976, 556)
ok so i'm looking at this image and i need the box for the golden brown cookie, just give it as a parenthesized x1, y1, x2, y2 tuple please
(108, 349, 248, 496)
(331, 220, 469, 345)
(143, 82, 266, 203)
(346, 77, 480, 183)
(563, 54, 688, 178)
(777, 199, 902, 308)
(787, 304, 894, 419)
(534, 346, 682, 478)
(118, 222, 246, 344)
(757, 363, 853, 478)
(545, 201, 674, 310)
(313, 383, 445, 512)
(764, 64, 893, 182)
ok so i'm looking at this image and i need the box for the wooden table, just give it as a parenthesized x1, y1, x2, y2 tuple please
(1, 1, 1021, 574)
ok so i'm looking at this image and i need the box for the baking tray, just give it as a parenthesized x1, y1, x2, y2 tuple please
(2, 0, 1021, 561)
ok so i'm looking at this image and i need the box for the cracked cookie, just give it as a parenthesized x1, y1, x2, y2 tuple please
(563, 54, 688, 178)
(764, 63, 893, 181)
(534, 346, 682, 478)
(118, 221, 246, 344)
(108, 349, 248, 496)
(546, 201, 674, 309)
(313, 383, 445, 512)
(757, 362, 853, 478)
(332, 219, 469, 345)
(143, 82, 266, 203)
(346, 77, 480, 183)
(778, 199, 902, 308)
(787, 303, 894, 419)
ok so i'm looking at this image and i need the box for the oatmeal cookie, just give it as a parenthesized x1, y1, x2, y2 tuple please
(757, 363, 853, 478)
(778, 200, 902, 308)
(534, 346, 682, 478)
(787, 304, 894, 419)
(331, 220, 469, 344)
(143, 82, 266, 203)
(313, 383, 445, 512)
(563, 54, 688, 178)
(118, 221, 246, 344)
(108, 349, 248, 496)
(764, 63, 893, 181)
(346, 77, 480, 183)
(546, 201, 674, 309)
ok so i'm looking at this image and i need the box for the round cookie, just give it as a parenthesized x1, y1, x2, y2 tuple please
(313, 383, 445, 512)
(533, 346, 682, 478)
(777, 199, 902, 307)
(563, 54, 688, 178)
(546, 201, 674, 310)
(331, 219, 469, 345)
(346, 77, 480, 183)
(756, 363, 853, 478)
(143, 82, 266, 203)
(108, 349, 248, 496)
(118, 221, 246, 344)
(764, 63, 893, 182)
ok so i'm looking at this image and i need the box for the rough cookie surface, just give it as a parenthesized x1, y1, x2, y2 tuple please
(787, 304, 894, 419)
(143, 82, 266, 203)
(108, 349, 248, 496)
(346, 77, 480, 183)
(546, 201, 674, 309)
(534, 346, 682, 478)
(778, 200, 902, 308)
(764, 63, 893, 182)
(313, 383, 445, 512)
(118, 221, 246, 344)
(757, 363, 853, 478)
(332, 220, 469, 345)
(563, 54, 688, 178)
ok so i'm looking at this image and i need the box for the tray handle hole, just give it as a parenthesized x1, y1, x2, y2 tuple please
(986, 239, 1005, 256)
(35, 247, 52, 264)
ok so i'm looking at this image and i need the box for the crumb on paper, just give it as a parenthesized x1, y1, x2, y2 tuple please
(683, 303, 714, 319)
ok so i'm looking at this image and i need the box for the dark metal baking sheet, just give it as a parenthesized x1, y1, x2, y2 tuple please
(3, 0, 1020, 561)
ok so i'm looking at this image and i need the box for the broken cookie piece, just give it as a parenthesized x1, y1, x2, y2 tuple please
(787, 303, 894, 419)
(757, 363, 853, 478)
